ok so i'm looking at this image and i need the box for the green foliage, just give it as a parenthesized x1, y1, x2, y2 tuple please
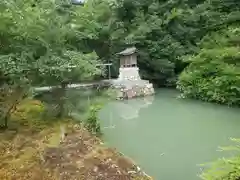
(85, 104, 102, 136)
(97, 0, 190, 85)
(177, 26, 240, 106)
(1, 0, 240, 90)
(0, 0, 239, 125)
(82, 0, 239, 87)
(80, 0, 239, 86)
(201, 138, 240, 180)
(0, 0, 103, 86)
(34, 51, 101, 86)
(0, 0, 104, 124)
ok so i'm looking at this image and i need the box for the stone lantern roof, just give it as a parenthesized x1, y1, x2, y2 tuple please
(117, 47, 137, 56)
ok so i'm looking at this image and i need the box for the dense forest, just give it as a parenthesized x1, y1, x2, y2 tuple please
(92, 0, 240, 106)
(0, 0, 240, 179)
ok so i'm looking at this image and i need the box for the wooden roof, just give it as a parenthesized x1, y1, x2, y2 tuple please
(117, 47, 137, 56)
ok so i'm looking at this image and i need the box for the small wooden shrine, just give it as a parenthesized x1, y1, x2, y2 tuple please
(118, 47, 137, 68)
(116, 47, 141, 81)
(112, 47, 155, 100)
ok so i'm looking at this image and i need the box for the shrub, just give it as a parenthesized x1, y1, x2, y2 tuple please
(200, 138, 240, 180)
(177, 27, 240, 106)
(85, 104, 102, 136)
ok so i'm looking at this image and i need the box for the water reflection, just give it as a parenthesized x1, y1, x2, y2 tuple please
(102, 96, 154, 129)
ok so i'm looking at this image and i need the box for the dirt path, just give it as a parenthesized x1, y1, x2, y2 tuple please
(0, 124, 152, 180)
(43, 125, 151, 180)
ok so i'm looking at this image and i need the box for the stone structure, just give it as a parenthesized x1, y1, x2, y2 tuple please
(112, 47, 154, 99)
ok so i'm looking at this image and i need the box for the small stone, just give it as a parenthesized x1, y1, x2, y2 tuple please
(74, 124, 81, 129)
(137, 166, 141, 171)
(128, 170, 136, 174)
(111, 164, 118, 168)
(93, 166, 98, 172)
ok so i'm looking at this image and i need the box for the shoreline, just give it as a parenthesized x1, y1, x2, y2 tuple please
(0, 99, 152, 180)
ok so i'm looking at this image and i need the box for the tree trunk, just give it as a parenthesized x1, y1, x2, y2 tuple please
(0, 85, 26, 129)
(3, 112, 10, 129)
(57, 82, 67, 118)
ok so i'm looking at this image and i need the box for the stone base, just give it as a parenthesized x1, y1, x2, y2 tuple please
(112, 79, 154, 100)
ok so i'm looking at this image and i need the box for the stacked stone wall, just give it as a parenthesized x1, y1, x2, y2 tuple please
(115, 82, 154, 100)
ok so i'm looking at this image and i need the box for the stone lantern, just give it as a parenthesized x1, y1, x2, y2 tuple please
(112, 47, 155, 100)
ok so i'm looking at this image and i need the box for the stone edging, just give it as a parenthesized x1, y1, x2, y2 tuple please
(117, 151, 153, 179)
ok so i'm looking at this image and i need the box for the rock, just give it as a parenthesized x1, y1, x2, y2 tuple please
(93, 166, 98, 172)
(128, 170, 137, 174)
(113, 80, 154, 100)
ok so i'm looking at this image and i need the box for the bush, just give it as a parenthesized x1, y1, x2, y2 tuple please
(85, 104, 102, 136)
(177, 27, 240, 106)
(201, 138, 240, 180)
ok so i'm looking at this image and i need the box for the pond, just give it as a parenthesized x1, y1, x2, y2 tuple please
(99, 89, 240, 180)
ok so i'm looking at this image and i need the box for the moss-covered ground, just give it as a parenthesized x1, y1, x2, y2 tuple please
(0, 99, 151, 180)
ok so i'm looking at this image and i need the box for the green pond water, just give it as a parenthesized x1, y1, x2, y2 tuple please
(98, 89, 240, 180)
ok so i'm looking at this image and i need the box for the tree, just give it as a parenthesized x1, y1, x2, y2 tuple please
(0, 0, 102, 127)
(96, 0, 240, 87)
(177, 26, 240, 106)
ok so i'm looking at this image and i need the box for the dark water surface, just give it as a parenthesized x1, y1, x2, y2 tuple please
(99, 89, 240, 180)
